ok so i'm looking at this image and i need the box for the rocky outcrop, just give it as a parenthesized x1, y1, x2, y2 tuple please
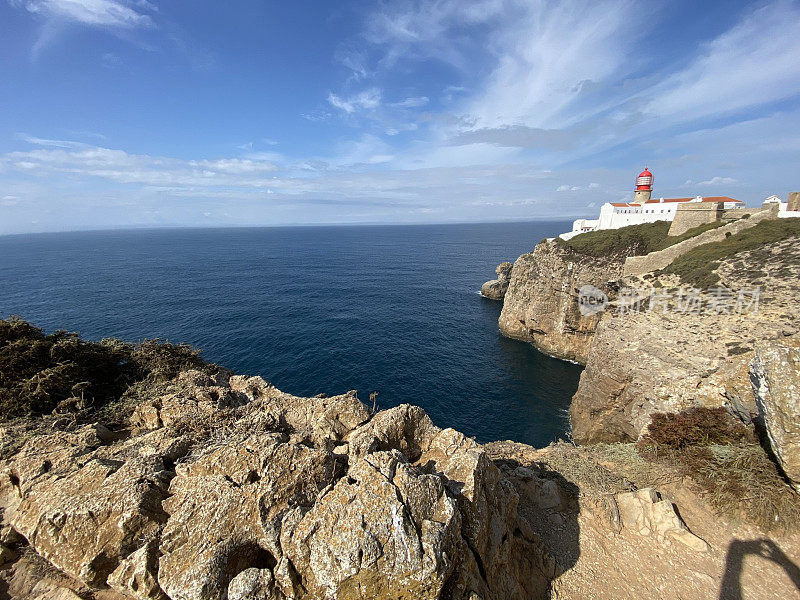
(614, 488, 709, 552)
(1, 372, 555, 600)
(570, 238, 800, 444)
(498, 240, 623, 363)
(481, 261, 514, 300)
(751, 344, 800, 491)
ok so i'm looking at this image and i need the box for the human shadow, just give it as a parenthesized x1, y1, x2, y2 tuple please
(718, 538, 800, 600)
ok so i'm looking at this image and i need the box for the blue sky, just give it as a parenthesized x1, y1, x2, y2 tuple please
(1, 0, 799, 234)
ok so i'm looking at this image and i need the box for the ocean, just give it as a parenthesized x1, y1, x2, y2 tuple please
(0, 221, 582, 447)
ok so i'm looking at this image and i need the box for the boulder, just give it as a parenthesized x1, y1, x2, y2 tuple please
(615, 488, 709, 552)
(281, 450, 461, 599)
(751, 344, 800, 491)
(107, 539, 167, 599)
(0, 427, 173, 587)
(481, 262, 514, 300)
(158, 433, 336, 600)
(346, 404, 555, 599)
(227, 567, 280, 600)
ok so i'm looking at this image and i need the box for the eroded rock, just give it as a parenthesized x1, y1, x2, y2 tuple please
(751, 344, 800, 491)
(615, 488, 709, 552)
(1, 374, 558, 600)
(1, 427, 172, 587)
(158, 433, 336, 600)
(498, 241, 622, 363)
(481, 261, 514, 300)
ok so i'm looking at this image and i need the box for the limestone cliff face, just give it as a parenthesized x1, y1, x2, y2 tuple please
(0, 372, 556, 600)
(498, 240, 623, 364)
(570, 239, 800, 444)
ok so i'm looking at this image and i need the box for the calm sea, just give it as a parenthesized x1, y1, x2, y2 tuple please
(0, 222, 582, 447)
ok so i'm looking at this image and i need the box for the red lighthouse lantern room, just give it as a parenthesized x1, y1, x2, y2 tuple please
(636, 167, 653, 191)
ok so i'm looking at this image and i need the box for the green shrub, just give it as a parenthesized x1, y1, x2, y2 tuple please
(664, 217, 800, 287)
(557, 220, 724, 258)
(0, 316, 214, 422)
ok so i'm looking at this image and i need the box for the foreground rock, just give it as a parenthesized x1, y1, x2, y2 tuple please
(498, 241, 623, 363)
(1, 373, 554, 600)
(751, 344, 800, 491)
(481, 261, 514, 300)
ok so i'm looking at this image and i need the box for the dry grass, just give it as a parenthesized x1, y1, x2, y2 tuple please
(637, 407, 752, 454)
(636, 409, 800, 531)
(664, 217, 800, 287)
(537, 442, 635, 495)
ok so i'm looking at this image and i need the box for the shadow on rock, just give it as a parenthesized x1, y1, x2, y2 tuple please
(718, 538, 800, 600)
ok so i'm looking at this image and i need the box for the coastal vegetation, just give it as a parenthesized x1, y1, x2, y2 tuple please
(0, 316, 215, 423)
(637, 408, 800, 530)
(556, 220, 724, 258)
(664, 217, 800, 287)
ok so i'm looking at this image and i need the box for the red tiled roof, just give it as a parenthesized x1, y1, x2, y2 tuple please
(611, 196, 743, 208)
(645, 196, 741, 204)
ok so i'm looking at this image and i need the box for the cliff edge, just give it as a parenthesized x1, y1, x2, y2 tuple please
(494, 218, 800, 446)
(1, 319, 799, 599)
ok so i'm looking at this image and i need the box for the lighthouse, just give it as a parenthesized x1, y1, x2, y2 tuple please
(633, 167, 653, 205)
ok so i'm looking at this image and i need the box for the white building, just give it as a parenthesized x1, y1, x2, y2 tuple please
(559, 168, 745, 241)
(764, 195, 800, 218)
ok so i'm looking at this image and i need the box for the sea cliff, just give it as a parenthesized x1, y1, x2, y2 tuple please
(489, 218, 800, 445)
(496, 240, 622, 364)
(1, 316, 800, 599)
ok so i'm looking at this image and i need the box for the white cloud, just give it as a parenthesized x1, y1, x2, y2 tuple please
(2, 142, 278, 187)
(698, 176, 737, 186)
(390, 96, 429, 108)
(363, 0, 506, 70)
(644, 2, 800, 123)
(327, 88, 382, 113)
(556, 182, 602, 192)
(18, 134, 92, 149)
(462, 0, 642, 130)
(11, 0, 155, 28)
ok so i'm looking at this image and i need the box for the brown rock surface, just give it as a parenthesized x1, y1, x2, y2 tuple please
(751, 344, 800, 491)
(481, 261, 514, 300)
(570, 238, 800, 443)
(498, 240, 623, 363)
(1, 375, 555, 600)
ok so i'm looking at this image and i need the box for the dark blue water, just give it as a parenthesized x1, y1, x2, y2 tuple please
(0, 222, 582, 446)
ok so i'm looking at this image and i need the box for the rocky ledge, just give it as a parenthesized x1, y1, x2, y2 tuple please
(2, 367, 800, 599)
(1, 371, 557, 600)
